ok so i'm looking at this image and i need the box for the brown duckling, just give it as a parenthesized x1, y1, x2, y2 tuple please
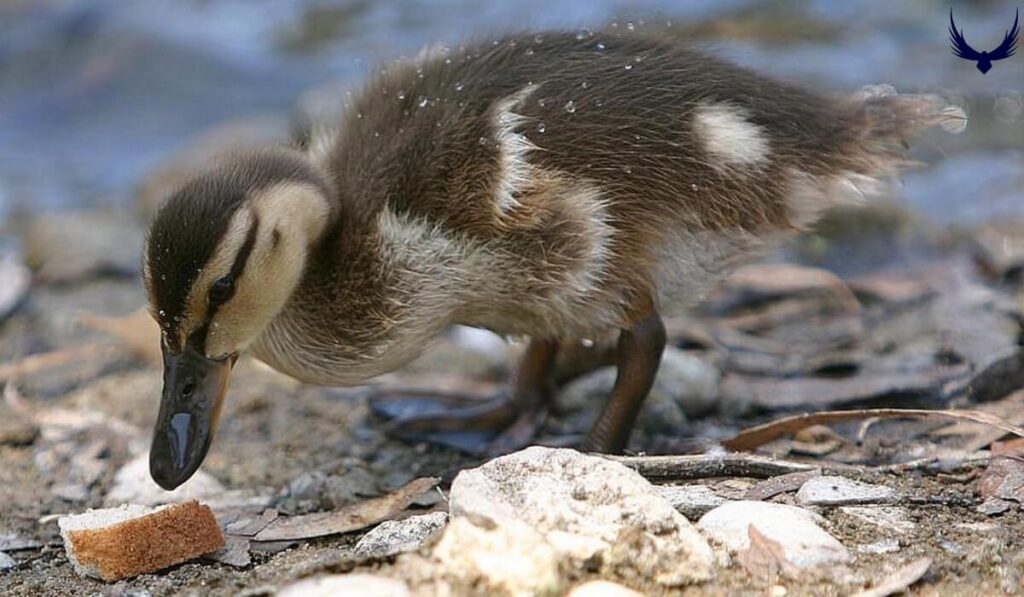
(144, 31, 964, 489)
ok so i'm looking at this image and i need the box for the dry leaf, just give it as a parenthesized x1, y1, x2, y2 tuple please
(723, 408, 1024, 452)
(737, 525, 800, 581)
(978, 452, 1024, 504)
(254, 477, 439, 542)
(744, 469, 822, 501)
(852, 557, 932, 597)
(721, 366, 969, 411)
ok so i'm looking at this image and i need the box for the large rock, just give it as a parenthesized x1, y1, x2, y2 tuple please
(698, 501, 850, 568)
(448, 446, 714, 586)
(354, 512, 448, 559)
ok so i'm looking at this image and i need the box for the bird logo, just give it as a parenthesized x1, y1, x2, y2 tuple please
(949, 8, 1019, 74)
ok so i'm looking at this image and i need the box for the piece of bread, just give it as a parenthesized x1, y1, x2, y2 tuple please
(58, 500, 225, 581)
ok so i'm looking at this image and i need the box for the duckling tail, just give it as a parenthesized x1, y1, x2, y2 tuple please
(848, 84, 969, 143)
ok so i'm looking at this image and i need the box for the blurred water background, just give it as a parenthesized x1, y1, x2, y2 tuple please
(0, 0, 1021, 224)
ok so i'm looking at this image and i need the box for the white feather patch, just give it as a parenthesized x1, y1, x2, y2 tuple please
(491, 85, 539, 214)
(693, 103, 770, 169)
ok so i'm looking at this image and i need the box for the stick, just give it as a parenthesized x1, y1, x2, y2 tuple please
(722, 408, 1024, 452)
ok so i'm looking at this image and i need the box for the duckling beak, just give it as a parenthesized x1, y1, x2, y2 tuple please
(149, 345, 236, 490)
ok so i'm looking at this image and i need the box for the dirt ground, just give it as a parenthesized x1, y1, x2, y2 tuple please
(2, 203, 1024, 596)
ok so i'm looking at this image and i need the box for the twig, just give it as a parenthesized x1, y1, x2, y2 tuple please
(0, 343, 117, 382)
(606, 453, 817, 480)
(722, 408, 1024, 452)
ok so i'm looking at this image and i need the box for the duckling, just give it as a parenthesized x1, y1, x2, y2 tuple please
(144, 31, 964, 489)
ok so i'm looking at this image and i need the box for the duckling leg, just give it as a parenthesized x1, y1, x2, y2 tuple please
(371, 338, 559, 455)
(580, 309, 666, 453)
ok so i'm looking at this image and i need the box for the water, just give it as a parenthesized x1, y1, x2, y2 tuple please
(0, 0, 1021, 223)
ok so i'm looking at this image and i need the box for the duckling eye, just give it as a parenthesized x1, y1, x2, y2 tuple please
(209, 276, 235, 305)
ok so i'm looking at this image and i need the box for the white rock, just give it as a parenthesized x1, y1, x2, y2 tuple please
(698, 501, 851, 568)
(277, 574, 410, 597)
(796, 476, 896, 506)
(449, 446, 714, 585)
(856, 538, 901, 554)
(656, 484, 728, 519)
(431, 517, 562, 596)
(354, 512, 448, 559)
(0, 551, 15, 570)
(567, 580, 645, 597)
(839, 506, 915, 533)
(104, 453, 224, 507)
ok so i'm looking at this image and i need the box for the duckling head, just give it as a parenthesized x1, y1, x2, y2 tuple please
(143, 148, 333, 489)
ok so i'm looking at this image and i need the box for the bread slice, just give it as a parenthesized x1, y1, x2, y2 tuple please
(59, 500, 224, 581)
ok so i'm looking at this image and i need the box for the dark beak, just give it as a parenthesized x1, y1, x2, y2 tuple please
(150, 345, 235, 490)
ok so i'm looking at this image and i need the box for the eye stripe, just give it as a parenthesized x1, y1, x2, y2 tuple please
(190, 215, 261, 352)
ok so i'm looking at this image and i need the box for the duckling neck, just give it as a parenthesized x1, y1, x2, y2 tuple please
(250, 207, 474, 386)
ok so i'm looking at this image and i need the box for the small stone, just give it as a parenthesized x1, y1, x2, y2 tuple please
(0, 533, 41, 551)
(796, 476, 896, 506)
(105, 453, 224, 507)
(655, 484, 727, 519)
(698, 501, 851, 568)
(277, 574, 410, 597)
(21, 209, 144, 283)
(207, 535, 251, 568)
(856, 538, 901, 554)
(977, 497, 1013, 515)
(0, 250, 30, 322)
(0, 551, 15, 571)
(0, 403, 39, 446)
(839, 506, 915, 533)
(939, 538, 967, 556)
(449, 446, 714, 585)
(354, 512, 448, 559)
(769, 585, 788, 597)
(567, 580, 644, 597)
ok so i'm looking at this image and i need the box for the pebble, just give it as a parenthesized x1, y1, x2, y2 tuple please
(0, 403, 39, 446)
(21, 209, 144, 283)
(698, 500, 851, 568)
(856, 538, 901, 554)
(655, 484, 727, 519)
(105, 453, 224, 507)
(0, 551, 15, 571)
(354, 512, 448, 559)
(976, 497, 1013, 515)
(839, 506, 916, 533)
(448, 446, 715, 586)
(567, 580, 645, 597)
(796, 476, 896, 506)
(277, 574, 411, 597)
(0, 250, 30, 322)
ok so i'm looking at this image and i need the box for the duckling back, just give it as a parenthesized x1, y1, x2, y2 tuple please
(290, 31, 964, 345)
